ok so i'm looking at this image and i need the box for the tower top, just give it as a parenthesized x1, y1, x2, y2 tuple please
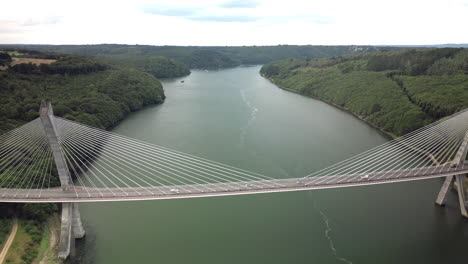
(40, 100, 54, 117)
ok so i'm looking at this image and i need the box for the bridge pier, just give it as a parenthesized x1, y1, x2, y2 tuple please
(58, 203, 85, 260)
(435, 176, 454, 206)
(455, 175, 468, 218)
(435, 130, 468, 218)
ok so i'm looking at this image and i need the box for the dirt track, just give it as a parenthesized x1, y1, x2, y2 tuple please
(0, 218, 18, 264)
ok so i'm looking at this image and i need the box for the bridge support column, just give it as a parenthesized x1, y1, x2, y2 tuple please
(435, 176, 454, 206)
(58, 203, 86, 260)
(435, 130, 468, 217)
(455, 175, 468, 218)
(72, 203, 85, 238)
(58, 203, 73, 260)
(39, 101, 86, 260)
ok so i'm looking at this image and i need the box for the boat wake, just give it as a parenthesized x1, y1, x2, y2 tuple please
(239, 89, 258, 147)
(314, 201, 353, 264)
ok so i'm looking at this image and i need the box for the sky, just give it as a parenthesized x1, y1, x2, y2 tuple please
(1, 0, 468, 46)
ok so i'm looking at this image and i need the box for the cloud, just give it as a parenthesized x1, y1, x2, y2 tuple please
(0, 21, 19, 33)
(142, 5, 198, 17)
(21, 16, 63, 27)
(219, 0, 260, 8)
(142, 4, 258, 23)
(190, 15, 258, 22)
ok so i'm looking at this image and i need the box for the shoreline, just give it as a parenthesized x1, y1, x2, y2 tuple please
(260, 73, 397, 140)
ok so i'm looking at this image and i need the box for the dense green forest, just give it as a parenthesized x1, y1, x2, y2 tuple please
(9, 44, 399, 69)
(261, 48, 468, 136)
(100, 55, 190, 78)
(0, 50, 165, 134)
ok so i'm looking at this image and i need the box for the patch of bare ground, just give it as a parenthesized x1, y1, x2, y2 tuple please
(10, 58, 56, 66)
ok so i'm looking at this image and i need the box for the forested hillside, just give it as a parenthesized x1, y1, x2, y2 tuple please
(261, 48, 468, 137)
(10, 44, 399, 69)
(0, 50, 165, 135)
(100, 55, 190, 78)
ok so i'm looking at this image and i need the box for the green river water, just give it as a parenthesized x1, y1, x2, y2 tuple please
(76, 66, 468, 264)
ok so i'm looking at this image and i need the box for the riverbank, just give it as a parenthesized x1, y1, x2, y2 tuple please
(260, 49, 468, 138)
(260, 73, 397, 140)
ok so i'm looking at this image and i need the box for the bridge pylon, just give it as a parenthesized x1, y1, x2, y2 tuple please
(435, 131, 468, 218)
(39, 101, 85, 260)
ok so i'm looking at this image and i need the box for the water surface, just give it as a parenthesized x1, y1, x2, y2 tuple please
(77, 66, 468, 264)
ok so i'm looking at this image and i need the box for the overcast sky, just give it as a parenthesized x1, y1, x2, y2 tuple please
(1, 0, 468, 46)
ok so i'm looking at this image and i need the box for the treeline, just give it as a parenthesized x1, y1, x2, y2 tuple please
(366, 48, 466, 75)
(0, 52, 12, 66)
(2, 47, 190, 79)
(261, 48, 468, 136)
(100, 55, 190, 78)
(9, 44, 400, 69)
(10, 56, 109, 75)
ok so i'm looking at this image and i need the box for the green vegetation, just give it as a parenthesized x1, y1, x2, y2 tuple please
(0, 204, 14, 247)
(101, 55, 190, 78)
(0, 50, 165, 134)
(35, 214, 60, 264)
(0, 52, 12, 66)
(7, 51, 23, 57)
(1, 205, 58, 264)
(34, 224, 50, 263)
(261, 48, 468, 136)
(0, 219, 13, 247)
(9, 44, 399, 69)
(5, 220, 41, 264)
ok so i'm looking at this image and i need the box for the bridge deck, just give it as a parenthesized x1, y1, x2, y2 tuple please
(1, 164, 467, 203)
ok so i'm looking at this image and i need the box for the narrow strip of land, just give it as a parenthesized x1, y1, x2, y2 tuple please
(0, 217, 18, 264)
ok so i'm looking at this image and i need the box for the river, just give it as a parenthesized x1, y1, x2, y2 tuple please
(76, 66, 468, 264)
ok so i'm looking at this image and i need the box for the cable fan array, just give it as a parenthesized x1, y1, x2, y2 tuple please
(54, 117, 282, 197)
(302, 108, 468, 185)
(0, 108, 467, 202)
(0, 119, 59, 198)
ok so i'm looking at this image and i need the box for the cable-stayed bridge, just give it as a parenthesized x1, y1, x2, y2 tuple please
(1, 101, 468, 259)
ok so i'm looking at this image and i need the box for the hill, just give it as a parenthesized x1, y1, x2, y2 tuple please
(0, 50, 165, 134)
(261, 48, 468, 137)
(99, 55, 190, 78)
(7, 44, 399, 69)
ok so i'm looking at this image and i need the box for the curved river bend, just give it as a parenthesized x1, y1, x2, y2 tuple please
(76, 66, 468, 264)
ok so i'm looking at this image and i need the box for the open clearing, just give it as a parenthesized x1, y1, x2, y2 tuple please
(10, 58, 56, 66)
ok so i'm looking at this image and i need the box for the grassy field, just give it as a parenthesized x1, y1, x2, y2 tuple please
(3, 215, 60, 264)
(7, 52, 24, 57)
(4, 221, 31, 264)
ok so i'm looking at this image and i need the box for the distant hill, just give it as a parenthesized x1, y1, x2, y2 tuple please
(2, 44, 401, 69)
(383, 44, 468, 48)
